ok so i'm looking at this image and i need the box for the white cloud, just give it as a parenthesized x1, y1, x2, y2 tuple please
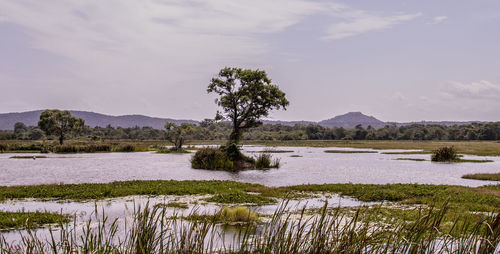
(441, 80, 500, 100)
(323, 12, 422, 40)
(427, 16, 448, 24)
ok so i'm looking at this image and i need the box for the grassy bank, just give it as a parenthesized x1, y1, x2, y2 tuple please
(0, 211, 68, 230)
(1, 180, 498, 212)
(462, 173, 500, 181)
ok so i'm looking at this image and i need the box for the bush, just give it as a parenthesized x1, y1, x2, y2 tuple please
(431, 146, 458, 162)
(191, 148, 234, 171)
(218, 206, 258, 223)
(255, 153, 280, 169)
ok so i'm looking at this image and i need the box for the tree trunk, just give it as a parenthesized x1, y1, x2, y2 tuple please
(59, 134, 64, 145)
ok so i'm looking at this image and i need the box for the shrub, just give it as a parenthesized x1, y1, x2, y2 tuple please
(431, 146, 459, 162)
(218, 206, 258, 223)
(255, 153, 280, 169)
(191, 148, 234, 171)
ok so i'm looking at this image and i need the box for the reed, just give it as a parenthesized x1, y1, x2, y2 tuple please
(0, 201, 497, 253)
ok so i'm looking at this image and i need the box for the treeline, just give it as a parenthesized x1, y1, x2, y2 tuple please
(2, 121, 500, 141)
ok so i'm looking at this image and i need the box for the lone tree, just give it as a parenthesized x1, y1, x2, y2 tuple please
(164, 122, 194, 151)
(38, 109, 84, 145)
(208, 67, 289, 146)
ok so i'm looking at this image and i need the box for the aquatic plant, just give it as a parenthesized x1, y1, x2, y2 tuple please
(255, 153, 280, 169)
(191, 147, 234, 171)
(0, 202, 497, 253)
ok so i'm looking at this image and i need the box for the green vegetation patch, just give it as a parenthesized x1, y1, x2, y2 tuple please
(156, 148, 190, 154)
(394, 158, 426, 162)
(185, 206, 259, 224)
(462, 173, 500, 181)
(1, 181, 498, 212)
(155, 202, 189, 209)
(288, 183, 500, 212)
(205, 192, 275, 205)
(0, 211, 69, 230)
(249, 150, 294, 153)
(9, 155, 48, 159)
(382, 151, 431, 155)
(290, 155, 302, 157)
(453, 159, 494, 163)
(324, 150, 377, 154)
(0, 180, 266, 201)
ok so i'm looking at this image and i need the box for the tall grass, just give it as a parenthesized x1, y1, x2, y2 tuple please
(255, 153, 280, 169)
(0, 201, 497, 253)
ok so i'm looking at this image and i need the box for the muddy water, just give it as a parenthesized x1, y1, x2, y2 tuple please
(1, 146, 498, 187)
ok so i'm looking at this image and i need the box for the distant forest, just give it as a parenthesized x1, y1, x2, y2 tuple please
(2, 121, 500, 141)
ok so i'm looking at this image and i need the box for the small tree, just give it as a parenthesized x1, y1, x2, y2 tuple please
(208, 67, 289, 146)
(164, 122, 194, 151)
(38, 109, 84, 144)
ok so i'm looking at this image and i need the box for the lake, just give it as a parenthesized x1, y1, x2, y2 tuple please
(1, 146, 498, 187)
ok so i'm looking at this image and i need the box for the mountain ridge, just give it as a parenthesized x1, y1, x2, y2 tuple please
(0, 110, 486, 130)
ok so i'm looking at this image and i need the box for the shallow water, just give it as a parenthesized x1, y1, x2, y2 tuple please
(0, 194, 370, 244)
(1, 146, 498, 187)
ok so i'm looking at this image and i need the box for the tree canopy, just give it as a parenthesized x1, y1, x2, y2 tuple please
(38, 109, 84, 144)
(208, 67, 289, 144)
(164, 122, 195, 151)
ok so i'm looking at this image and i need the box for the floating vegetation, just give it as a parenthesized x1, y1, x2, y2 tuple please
(382, 151, 431, 155)
(0, 211, 69, 230)
(155, 202, 189, 209)
(394, 158, 426, 162)
(249, 149, 294, 153)
(9, 155, 48, 159)
(462, 173, 500, 181)
(290, 154, 302, 157)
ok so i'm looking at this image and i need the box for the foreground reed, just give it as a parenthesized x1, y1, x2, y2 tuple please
(0, 201, 498, 253)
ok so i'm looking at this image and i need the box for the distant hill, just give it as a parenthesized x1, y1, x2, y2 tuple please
(0, 110, 197, 130)
(0, 110, 486, 130)
(318, 112, 386, 128)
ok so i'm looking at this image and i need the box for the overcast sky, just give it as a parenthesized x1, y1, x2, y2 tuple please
(1, 0, 499, 122)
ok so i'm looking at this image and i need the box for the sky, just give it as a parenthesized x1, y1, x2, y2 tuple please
(1, 0, 499, 122)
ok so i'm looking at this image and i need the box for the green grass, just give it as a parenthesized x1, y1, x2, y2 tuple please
(1, 180, 498, 212)
(0, 180, 266, 201)
(287, 183, 500, 212)
(462, 173, 500, 181)
(0, 211, 69, 230)
(289, 154, 302, 157)
(324, 150, 377, 154)
(204, 192, 275, 205)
